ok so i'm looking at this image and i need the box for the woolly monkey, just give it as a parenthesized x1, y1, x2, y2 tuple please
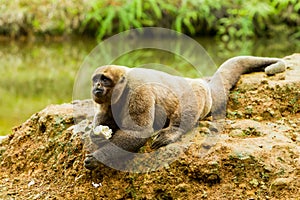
(84, 56, 285, 170)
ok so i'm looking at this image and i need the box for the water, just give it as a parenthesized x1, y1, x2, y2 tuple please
(0, 37, 96, 135)
(0, 36, 299, 135)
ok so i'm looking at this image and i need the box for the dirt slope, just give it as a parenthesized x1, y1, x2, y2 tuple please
(0, 54, 299, 200)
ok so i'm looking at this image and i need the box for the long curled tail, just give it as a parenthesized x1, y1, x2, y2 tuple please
(208, 56, 285, 119)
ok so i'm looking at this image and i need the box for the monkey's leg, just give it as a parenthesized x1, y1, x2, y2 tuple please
(151, 126, 185, 149)
(151, 112, 199, 149)
(151, 97, 201, 149)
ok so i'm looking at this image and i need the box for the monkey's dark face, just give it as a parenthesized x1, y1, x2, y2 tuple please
(92, 65, 127, 105)
(92, 74, 114, 104)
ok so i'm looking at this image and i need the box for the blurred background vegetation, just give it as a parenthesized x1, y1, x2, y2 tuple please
(1, 0, 300, 135)
(1, 0, 300, 41)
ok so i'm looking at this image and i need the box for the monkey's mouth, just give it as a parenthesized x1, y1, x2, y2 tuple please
(93, 89, 105, 98)
(93, 89, 105, 99)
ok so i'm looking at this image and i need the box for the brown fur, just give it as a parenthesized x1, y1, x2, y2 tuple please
(84, 56, 285, 170)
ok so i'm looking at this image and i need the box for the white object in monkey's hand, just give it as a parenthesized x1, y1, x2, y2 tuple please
(93, 125, 112, 139)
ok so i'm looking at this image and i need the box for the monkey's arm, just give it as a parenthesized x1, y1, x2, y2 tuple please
(85, 89, 156, 169)
(90, 104, 120, 148)
(85, 119, 153, 170)
(208, 56, 285, 118)
(85, 128, 150, 170)
(93, 109, 117, 130)
(86, 113, 154, 170)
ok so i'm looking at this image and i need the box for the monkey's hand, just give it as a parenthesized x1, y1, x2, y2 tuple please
(84, 154, 102, 170)
(151, 127, 184, 149)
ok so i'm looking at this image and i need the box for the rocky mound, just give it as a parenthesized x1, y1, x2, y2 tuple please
(0, 54, 299, 199)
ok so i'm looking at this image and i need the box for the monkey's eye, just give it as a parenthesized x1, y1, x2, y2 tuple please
(101, 76, 112, 86)
(92, 75, 101, 83)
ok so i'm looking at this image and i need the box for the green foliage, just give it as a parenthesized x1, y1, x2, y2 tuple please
(1, 0, 300, 41)
(81, 0, 300, 41)
(91, 0, 177, 39)
(83, 0, 167, 40)
(216, 0, 300, 40)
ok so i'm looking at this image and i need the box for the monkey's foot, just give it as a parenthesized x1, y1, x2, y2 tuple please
(199, 121, 219, 133)
(84, 154, 101, 170)
(151, 128, 183, 149)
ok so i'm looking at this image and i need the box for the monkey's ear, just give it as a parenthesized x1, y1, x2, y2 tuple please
(111, 76, 127, 104)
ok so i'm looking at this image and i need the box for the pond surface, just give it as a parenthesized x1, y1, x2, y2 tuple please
(1, 36, 299, 135)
